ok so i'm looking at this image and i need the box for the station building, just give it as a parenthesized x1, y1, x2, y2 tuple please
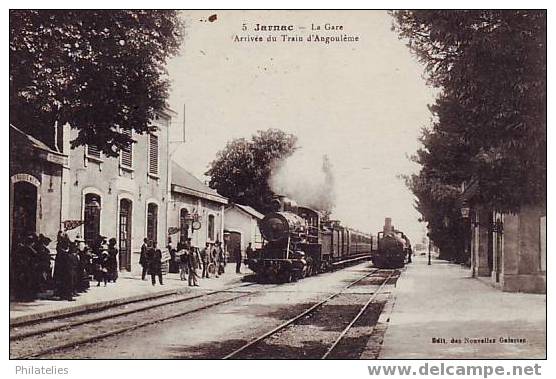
(10, 109, 175, 274)
(462, 182, 546, 293)
(9, 125, 68, 250)
(10, 112, 265, 275)
(224, 204, 264, 262)
(168, 161, 228, 250)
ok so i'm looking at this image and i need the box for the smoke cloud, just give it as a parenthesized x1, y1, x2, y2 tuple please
(269, 150, 336, 215)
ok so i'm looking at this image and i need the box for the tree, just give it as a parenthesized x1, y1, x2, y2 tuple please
(206, 129, 298, 214)
(393, 10, 546, 211)
(392, 11, 546, 257)
(10, 10, 184, 156)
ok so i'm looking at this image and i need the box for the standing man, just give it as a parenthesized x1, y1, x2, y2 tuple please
(13, 233, 38, 301)
(54, 235, 76, 301)
(216, 242, 226, 275)
(210, 242, 221, 278)
(209, 243, 218, 278)
(139, 238, 149, 280)
(148, 242, 163, 286)
(75, 236, 91, 292)
(234, 245, 243, 274)
(187, 247, 201, 287)
(200, 242, 211, 278)
(35, 234, 53, 292)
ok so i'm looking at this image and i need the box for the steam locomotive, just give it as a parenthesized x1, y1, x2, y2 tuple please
(371, 217, 412, 269)
(247, 196, 375, 283)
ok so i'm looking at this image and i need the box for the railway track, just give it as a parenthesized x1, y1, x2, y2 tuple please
(10, 281, 275, 359)
(11, 264, 398, 359)
(223, 268, 396, 359)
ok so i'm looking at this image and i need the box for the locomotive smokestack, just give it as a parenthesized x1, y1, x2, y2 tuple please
(271, 194, 286, 212)
(384, 217, 393, 233)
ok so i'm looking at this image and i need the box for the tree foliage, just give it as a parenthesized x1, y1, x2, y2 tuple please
(10, 10, 184, 156)
(392, 11, 546, 256)
(206, 129, 298, 214)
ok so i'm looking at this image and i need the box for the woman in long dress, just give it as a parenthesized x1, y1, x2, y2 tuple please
(107, 238, 119, 283)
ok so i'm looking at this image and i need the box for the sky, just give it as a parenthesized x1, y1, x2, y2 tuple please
(166, 10, 437, 244)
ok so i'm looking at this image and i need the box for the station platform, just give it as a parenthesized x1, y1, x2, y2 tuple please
(374, 255, 546, 359)
(10, 268, 251, 326)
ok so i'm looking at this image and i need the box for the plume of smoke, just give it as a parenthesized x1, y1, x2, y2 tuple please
(269, 150, 336, 214)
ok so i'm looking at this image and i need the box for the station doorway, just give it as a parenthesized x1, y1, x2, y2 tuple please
(226, 231, 242, 262)
(11, 181, 38, 245)
(119, 199, 132, 271)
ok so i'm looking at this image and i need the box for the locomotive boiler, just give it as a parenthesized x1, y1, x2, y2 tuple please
(247, 197, 310, 282)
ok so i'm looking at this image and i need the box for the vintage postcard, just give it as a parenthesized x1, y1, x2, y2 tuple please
(8, 9, 546, 366)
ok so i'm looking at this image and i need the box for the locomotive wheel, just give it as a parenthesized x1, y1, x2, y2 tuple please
(279, 271, 293, 283)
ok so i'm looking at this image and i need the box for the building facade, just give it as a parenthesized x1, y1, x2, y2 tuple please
(9, 125, 68, 250)
(223, 204, 264, 262)
(62, 112, 173, 271)
(462, 182, 546, 294)
(168, 162, 228, 250)
(469, 205, 546, 293)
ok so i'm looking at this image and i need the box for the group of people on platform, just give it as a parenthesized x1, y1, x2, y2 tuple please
(163, 239, 229, 287)
(11, 231, 120, 301)
(12, 231, 256, 301)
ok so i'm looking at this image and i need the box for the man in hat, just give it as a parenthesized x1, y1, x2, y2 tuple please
(139, 238, 149, 280)
(35, 234, 53, 292)
(200, 242, 211, 278)
(212, 241, 225, 277)
(13, 233, 39, 300)
(236, 243, 249, 274)
(75, 235, 91, 292)
(54, 234, 76, 301)
(187, 246, 201, 286)
(147, 241, 163, 286)
(93, 240, 109, 287)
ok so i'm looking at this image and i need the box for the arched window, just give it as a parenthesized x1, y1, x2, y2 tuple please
(84, 193, 102, 247)
(147, 203, 158, 245)
(208, 214, 215, 241)
(180, 208, 190, 243)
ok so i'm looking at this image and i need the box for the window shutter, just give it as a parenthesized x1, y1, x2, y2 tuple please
(120, 130, 133, 167)
(87, 145, 101, 159)
(149, 134, 159, 175)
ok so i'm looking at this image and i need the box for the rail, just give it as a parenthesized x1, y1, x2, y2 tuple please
(222, 268, 382, 359)
(11, 282, 278, 359)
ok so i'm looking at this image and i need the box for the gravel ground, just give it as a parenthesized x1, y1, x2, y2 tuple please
(23, 263, 400, 359)
(230, 285, 396, 359)
(10, 288, 261, 358)
(10, 284, 254, 340)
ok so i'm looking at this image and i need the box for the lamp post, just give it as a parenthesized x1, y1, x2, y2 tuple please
(460, 204, 470, 264)
(427, 232, 431, 266)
